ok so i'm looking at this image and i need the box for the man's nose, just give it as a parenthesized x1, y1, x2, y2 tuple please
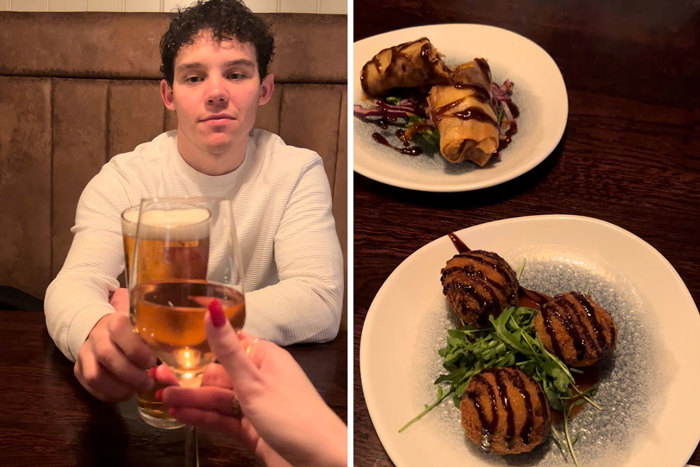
(205, 77, 228, 104)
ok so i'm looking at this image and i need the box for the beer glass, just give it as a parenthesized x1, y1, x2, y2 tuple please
(128, 197, 245, 464)
(121, 206, 184, 430)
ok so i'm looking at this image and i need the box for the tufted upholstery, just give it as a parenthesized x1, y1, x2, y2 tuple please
(0, 12, 347, 325)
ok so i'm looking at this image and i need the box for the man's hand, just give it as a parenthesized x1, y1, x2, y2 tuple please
(109, 288, 129, 313)
(74, 312, 156, 402)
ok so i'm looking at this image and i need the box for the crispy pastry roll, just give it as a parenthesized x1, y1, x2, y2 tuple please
(360, 37, 451, 97)
(427, 59, 499, 166)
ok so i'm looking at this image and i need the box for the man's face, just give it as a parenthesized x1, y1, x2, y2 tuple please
(160, 31, 273, 169)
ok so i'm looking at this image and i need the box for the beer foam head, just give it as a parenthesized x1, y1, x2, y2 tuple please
(121, 206, 140, 236)
(137, 207, 210, 240)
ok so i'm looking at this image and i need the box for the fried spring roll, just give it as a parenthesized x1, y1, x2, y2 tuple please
(427, 59, 499, 166)
(360, 37, 451, 98)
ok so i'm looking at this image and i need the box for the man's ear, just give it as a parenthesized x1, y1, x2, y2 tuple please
(160, 79, 176, 110)
(258, 74, 274, 106)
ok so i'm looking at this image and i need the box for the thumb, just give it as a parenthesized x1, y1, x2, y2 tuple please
(205, 299, 260, 388)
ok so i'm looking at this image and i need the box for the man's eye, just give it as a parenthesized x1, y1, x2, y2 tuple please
(228, 72, 245, 80)
(185, 76, 203, 84)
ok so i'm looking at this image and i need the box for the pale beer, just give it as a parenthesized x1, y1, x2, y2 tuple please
(130, 280, 245, 386)
(121, 205, 212, 429)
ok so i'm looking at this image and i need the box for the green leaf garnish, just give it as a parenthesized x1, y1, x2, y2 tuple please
(399, 301, 602, 467)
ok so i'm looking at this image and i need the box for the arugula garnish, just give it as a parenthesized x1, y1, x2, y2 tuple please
(399, 305, 601, 466)
(406, 115, 440, 151)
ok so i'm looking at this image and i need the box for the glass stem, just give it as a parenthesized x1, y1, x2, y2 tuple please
(185, 425, 199, 467)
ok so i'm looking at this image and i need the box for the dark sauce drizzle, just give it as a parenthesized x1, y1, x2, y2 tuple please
(517, 286, 551, 311)
(541, 294, 605, 362)
(469, 369, 543, 451)
(562, 295, 602, 360)
(454, 83, 490, 103)
(498, 120, 518, 152)
(360, 38, 448, 94)
(494, 369, 515, 449)
(474, 58, 492, 81)
(573, 292, 609, 350)
(510, 370, 534, 445)
(453, 107, 497, 126)
(441, 250, 517, 326)
(447, 232, 469, 253)
(371, 132, 422, 156)
(469, 373, 499, 452)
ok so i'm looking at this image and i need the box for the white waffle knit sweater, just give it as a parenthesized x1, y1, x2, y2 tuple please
(45, 129, 344, 361)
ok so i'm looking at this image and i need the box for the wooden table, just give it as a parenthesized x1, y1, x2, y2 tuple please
(0, 311, 347, 466)
(353, 1, 700, 465)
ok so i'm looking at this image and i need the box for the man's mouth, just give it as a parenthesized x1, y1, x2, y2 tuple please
(200, 114, 235, 123)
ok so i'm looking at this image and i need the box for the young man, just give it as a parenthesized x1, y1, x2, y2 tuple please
(44, 0, 344, 402)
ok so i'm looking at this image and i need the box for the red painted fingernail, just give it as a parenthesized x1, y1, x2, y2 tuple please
(147, 367, 157, 379)
(208, 298, 226, 328)
(155, 389, 164, 401)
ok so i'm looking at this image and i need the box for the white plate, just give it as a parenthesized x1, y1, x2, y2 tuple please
(360, 215, 700, 466)
(353, 24, 568, 192)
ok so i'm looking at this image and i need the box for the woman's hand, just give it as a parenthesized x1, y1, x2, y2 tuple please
(156, 302, 346, 466)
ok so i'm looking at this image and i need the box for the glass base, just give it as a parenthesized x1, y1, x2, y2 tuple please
(138, 407, 185, 430)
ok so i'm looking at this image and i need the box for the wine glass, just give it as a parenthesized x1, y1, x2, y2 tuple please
(128, 197, 245, 465)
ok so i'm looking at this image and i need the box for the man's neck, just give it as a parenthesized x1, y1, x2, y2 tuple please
(176, 134, 248, 176)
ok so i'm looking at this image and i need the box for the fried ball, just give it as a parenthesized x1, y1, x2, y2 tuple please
(461, 367, 551, 455)
(534, 292, 617, 367)
(440, 250, 519, 327)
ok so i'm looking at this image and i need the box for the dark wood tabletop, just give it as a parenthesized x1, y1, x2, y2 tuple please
(0, 311, 347, 466)
(353, 1, 700, 466)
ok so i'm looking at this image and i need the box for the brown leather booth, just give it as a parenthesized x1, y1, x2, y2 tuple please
(0, 12, 347, 321)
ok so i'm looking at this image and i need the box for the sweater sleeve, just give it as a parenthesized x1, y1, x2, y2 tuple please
(242, 158, 344, 345)
(44, 172, 131, 361)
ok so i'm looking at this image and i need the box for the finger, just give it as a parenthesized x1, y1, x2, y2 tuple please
(236, 330, 259, 347)
(90, 332, 152, 392)
(162, 386, 238, 417)
(204, 309, 261, 389)
(74, 360, 111, 401)
(74, 352, 134, 402)
(154, 364, 180, 386)
(201, 363, 233, 388)
(108, 315, 157, 369)
(109, 288, 129, 314)
(168, 406, 245, 438)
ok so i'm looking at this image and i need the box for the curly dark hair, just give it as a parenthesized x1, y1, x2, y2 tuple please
(160, 0, 275, 85)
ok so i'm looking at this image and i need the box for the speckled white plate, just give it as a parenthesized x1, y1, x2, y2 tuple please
(353, 24, 568, 192)
(360, 215, 700, 466)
